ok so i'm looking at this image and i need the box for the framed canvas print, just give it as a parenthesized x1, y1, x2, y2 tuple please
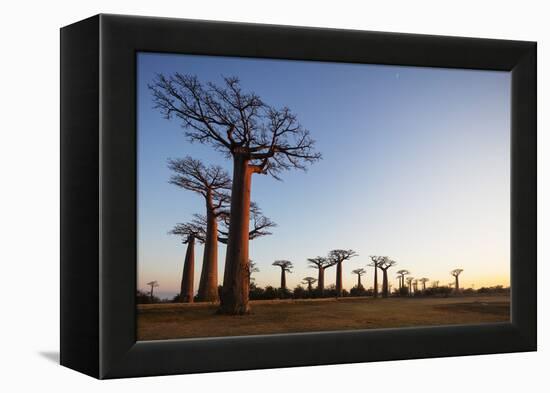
(60, 14, 536, 379)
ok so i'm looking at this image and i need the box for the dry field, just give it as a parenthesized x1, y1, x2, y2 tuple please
(137, 295, 510, 341)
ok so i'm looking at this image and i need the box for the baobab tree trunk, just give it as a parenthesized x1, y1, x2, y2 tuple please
(197, 203, 218, 301)
(317, 268, 325, 295)
(180, 235, 195, 303)
(336, 262, 343, 297)
(357, 274, 362, 288)
(219, 154, 253, 314)
(382, 270, 389, 298)
(455, 276, 459, 292)
(280, 269, 287, 291)
(373, 267, 378, 298)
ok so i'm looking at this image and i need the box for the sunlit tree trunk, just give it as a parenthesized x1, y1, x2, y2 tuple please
(382, 269, 389, 298)
(219, 154, 252, 314)
(180, 235, 195, 302)
(373, 266, 378, 298)
(336, 262, 343, 297)
(317, 268, 325, 295)
(197, 200, 219, 301)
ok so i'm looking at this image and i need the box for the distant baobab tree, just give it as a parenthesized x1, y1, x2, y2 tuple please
(308, 256, 335, 295)
(368, 256, 385, 298)
(302, 277, 317, 292)
(170, 222, 204, 302)
(150, 74, 321, 314)
(406, 277, 414, 296)
(413, 279, 419, 293)
(273, 260, 294, 291)
(248, 260, 259, 284)
(352, 268, 366, 289)
(168, 157, 230, 302)
(451, 269, 463, 292)
(378, 257, 397, 298)
(329, 249, 358, 297)
(432, 280, 440, 288)
(419, 277, 430, 292)
(396, 269, 410, 290)
(146, 281, 159, 302)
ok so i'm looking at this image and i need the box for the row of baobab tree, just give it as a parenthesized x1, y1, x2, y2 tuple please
(148, 72, 467, 313)
(144, 245, 465, 303)
(149, 73, 321, 314)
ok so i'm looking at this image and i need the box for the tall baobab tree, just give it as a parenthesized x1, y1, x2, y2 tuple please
(329, 249, 358, 297)
(168, 157, 230, 302)
(146, 281, 159, 302)
(451, 269, 463, 292)
(273, 260, 294, 292)
(396, 269, 410, 290)
(413, 279, 419, 293)
(352, 268, 366, 289)
(377, 257, 397, 298)
(307, 256, 335, 295)
(170, 221, 204, 302)
(419, 277, 429, 292)
(406, 277, 414, 296)
(150, 74, 321, 314)
(368, 256, 385, 298)
(302, 277, 317, 293)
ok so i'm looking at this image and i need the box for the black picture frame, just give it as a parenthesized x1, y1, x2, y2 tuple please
(60, 14, 536, 379)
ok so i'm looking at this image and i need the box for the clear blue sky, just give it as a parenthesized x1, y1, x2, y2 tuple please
(137, 52, 510, 299)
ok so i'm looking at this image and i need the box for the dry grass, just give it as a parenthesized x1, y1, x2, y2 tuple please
(137, 295, 510, 341)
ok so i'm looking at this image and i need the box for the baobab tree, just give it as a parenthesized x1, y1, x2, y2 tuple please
(146, 281, 159, 302)
(168, 157, 230, 302)
(302, 277, 317, 293)
(352, 268, 366, 289)
(150, 74, 321, 314)
(413, 279, 419, 293)
(419, 277, 429, 292)
(307, 256, 335, 295)
(396, 269, 410, 290)
(170, 221, 204, 302)
(368, 256, 385, 298)
(248, 260, 259, 285)
(273, 260, 294, 292)
(451, 269, 463, 292)
(377, 257, 397, 298)
(328, 249, 358, 297)
(406, 277, 414, 296)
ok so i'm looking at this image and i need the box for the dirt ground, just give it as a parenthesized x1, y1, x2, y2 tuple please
(137, 295, 510, 341)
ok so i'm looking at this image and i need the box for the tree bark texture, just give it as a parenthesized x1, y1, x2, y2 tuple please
(180, 236, 195, 302)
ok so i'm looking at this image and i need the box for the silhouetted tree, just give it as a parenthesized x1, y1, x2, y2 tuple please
(273, 260, 293, 291)
(150, 74, 321, 314)
(217, 202, 276, 244)
(377, 257, 397, 298)
(302, 277, 317, 293)
(406, 277, 414, 296)
(396, 269, 410, 290)
(146, 281, 159, 302)
(168, 157, 230, 302)
(419, 277, 429, 292)
(328, 249, 358, 297)
(248, 260, 259, 285)
(451, 269, 463, 292)
(352, 268, 366, 289)
(413, 279, 419, 293)
(169, 222, 203, 302)
(368, 256, 385, 298)
(308, 256, 335, 295)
